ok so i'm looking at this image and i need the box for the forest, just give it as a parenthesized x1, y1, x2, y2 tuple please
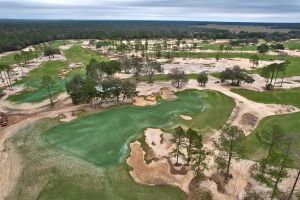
(1, 20, 300, 52)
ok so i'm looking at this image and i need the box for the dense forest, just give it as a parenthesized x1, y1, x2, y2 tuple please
(1, 20, 300, 53)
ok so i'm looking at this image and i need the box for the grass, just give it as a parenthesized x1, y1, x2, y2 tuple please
(0, 52, 18, 65)
(231, 88, 300, 109)
(237, 112, 300, 167)
(44, 90, 235, 166)
(7, 89, 234, 199)
(231, 87, 300, 167)
(6, 119, 186, 200)
(284, 41, 300, 50)
(8, 45, 105, 103)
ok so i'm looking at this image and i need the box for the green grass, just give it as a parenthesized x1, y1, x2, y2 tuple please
(7, 119, 186, 200)
(285, 41, 300, 50)
(7, 89, 234, 199)
(8, 45, 105, 103)
(231, 88, 300, 108)
(44, 90, 235, 166)
(0, 52, 18, 65)
(237, 112, 300, 167)
(231, 87, 300, 167)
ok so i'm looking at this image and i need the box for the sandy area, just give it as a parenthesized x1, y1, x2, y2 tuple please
(179, 115, 192, 120)
(133, 96, 157, 106)
(126, 141, 194, 193)
(162, 58, 281, 74)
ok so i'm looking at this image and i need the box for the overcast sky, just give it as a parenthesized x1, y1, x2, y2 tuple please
(0, 0, 299, 22)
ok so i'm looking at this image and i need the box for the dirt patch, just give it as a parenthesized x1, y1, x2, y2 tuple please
(240, 113, 259, 127)
(59, 111, 77, 122)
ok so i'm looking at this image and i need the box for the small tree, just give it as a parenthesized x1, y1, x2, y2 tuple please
(197, 72, 208, 86)
(216, 125, 244, 181)
(168, 67, 188, 88)
(250, 54, 259, 68)
(188, 130, 209, 177)
(143, 59, 163, 83)
(42, 75, 55, 107)
(257, 44, 269, 62)
(121, 79, 138, 100)
(170, 126, 185, 165)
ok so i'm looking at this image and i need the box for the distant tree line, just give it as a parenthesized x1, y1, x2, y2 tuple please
(1, 20, 300, 53)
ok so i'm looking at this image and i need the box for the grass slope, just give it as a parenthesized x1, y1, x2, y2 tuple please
(44, 90, 235, 166)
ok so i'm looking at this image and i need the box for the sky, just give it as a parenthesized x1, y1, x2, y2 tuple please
(0, 0, 300, 22)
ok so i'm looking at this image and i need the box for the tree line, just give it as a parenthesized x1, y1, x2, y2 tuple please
(1, 20, 300, 53)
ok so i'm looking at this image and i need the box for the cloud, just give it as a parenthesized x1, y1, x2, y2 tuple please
(0, 0, 299, 22)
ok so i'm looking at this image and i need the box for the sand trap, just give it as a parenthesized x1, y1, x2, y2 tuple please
(159, 87, 177, 100)
(179, 115, 192, 120)
(126, 141, 194, 193)
(133, 96, 157, 106)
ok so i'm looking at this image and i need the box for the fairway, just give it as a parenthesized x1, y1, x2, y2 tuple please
(231, 88, 300, 108)
(44, 90, 235, 166)
(8, 45, 105, 103)
(237, 112, 300, 167)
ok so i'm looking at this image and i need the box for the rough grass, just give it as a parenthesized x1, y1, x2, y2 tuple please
(231, 88, 300, 108)
(44, 90, 235, 166)
(8, 45, 105, 103)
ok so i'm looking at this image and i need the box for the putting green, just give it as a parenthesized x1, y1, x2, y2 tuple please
(44, 90, 235, 166)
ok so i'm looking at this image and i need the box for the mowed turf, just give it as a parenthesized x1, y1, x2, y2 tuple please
(237, 112, 300, 167)
(8, 120, 186, 200)
(8, 45, 105, 103)
(44, 90, 235, 166)
(231, 88, 300, 108)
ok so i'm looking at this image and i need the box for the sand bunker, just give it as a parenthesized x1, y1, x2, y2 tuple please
(133, 96, 157, 106)
(179, 115, 192, 120)
(126, 141, 194, 193)
(159, 87, 177, 100)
